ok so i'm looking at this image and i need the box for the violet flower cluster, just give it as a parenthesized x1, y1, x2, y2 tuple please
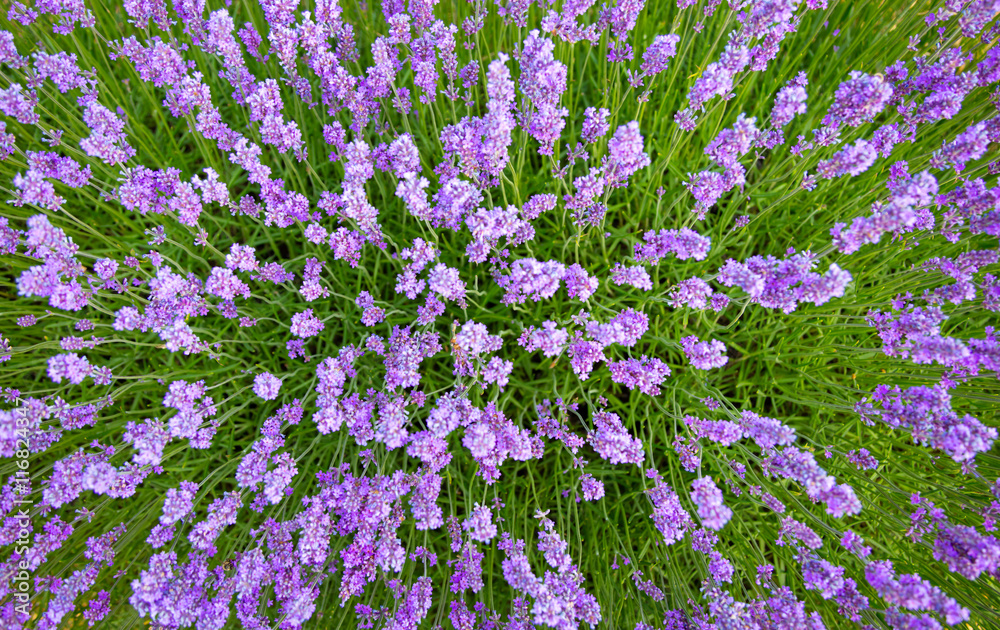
(1, 0, 999, 629)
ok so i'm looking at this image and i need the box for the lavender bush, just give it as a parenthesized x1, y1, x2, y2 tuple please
(1, 0, 999, 627)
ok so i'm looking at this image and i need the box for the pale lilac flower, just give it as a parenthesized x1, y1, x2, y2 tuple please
(588, 410, 644, 465)
(680, 335, 728, 370)
(253, 372, 282, 401)
(47, 353, 91, 384)
(608, 356, 671, 395)
(464, 503, 498, 542)
(580, 473, 605, 501)
(640, 34, 680, 77)
(290, 309, 324, 338)
(691, 476, 732, 531)
(610, 263, 653, 291)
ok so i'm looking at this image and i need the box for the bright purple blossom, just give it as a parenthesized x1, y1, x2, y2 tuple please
(823, 71, 893, 128)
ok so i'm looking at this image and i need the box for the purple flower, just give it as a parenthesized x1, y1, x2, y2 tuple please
(801, 556, 846, 599)
(93, 258, 118, 280)
(691, 477, 732, 530)
(225, 243, 258, 272)
(290, 308, 324, 338)
(563, 263, 599, 300)
(817, 138, 878, 178)
(822, 71, 893, 128)
(634, 228, 711, 263)
(581, 107, 611, 146)
(705, 113, 758, 169)
(738, 410, 796, 450)
(383, 325, 440, 392)
(610, 263, 652, 291)
(263, 452, 296, 504)
(519, 31, 569, 155)
(161, 481, 198, 525)
(47, 353, 92, 384)
(763, 447, 861, 517)
(865, 560, 970, 625)
(580, 473, 605, 501)
(687, 45, 748, 111)
(680, 335, 728, 370)
(931, 121, 991, 172)
(355, 291, 386, 326)
(0, 83, 40, 125)
(932, 521, 1000, 580)
(428, 263, 467, 305)
(81, 461, 118, 494)
(770, 72, 808, 127)
(588, 410, 644, 465)
(205, 266, 251, 300)
(717, 252, 853, 312)
(608, 356, 671, 395)
(847, 448, 878, 470)
(603, 121, 650, 187)
(640, 34, 681, 77)
(253, 372, 282, 401)
(861, 383, 997, 464)
(497, 258, 566, 305)
(464, 503, 498, 542)
(586, 307, 649, 348)
(647, 471, 693, 544)
(519, 321, 569, 357)
(841, 530, 872, 557)
(675, 108, 698, 130)
(685, 415, 742, 446)
(80, 102, 136, 165)
(482, 356, 514, 390)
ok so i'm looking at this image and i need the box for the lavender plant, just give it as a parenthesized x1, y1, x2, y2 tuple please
(1, 0, 999, 628)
